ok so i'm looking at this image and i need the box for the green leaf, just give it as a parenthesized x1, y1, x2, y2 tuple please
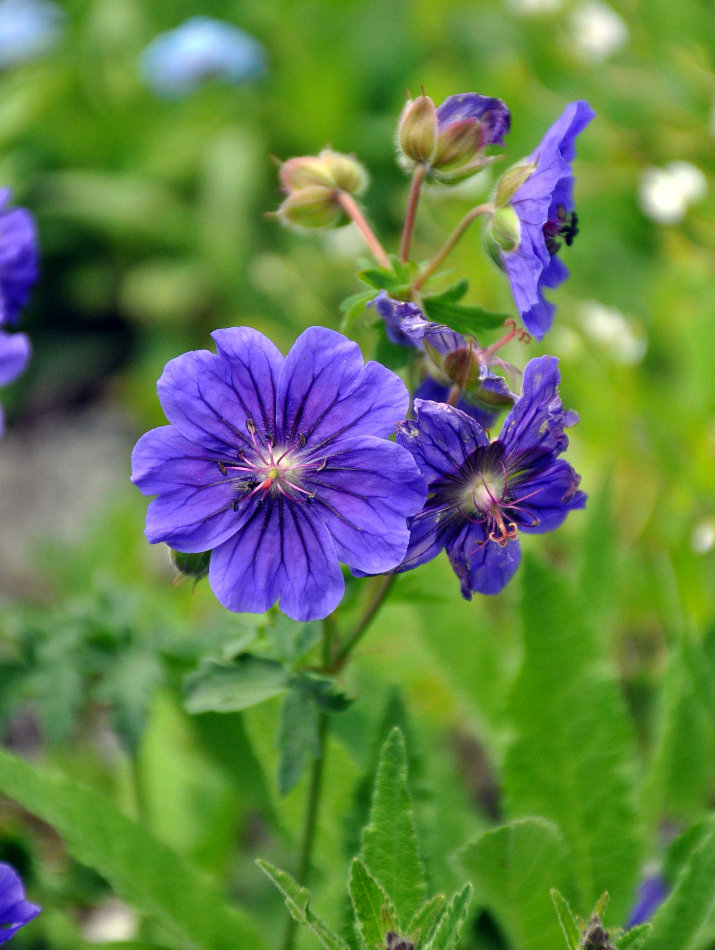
(339, 290, 378, 334)
(550, 888, 581, 950)
(184, 655, 290, 714)
(460, 818, 568, 950)
(349, 857, 394, 950)
(256, 860, 349, 950)
(0, 747, 266, 950)
(276, 687, 321, 796)
(503, 558, 642, 921)
(406, 895, 445, 947)
(292, 671, 352, 712)
(641, 819, 715, 950)
(425, 883, 472, 950)
(360, 728, 427, 924)
(356, 266, 408, 294)
(615, 924, 652, 950)
(374, 331, 412, 371)
(422, 279, 509, 336)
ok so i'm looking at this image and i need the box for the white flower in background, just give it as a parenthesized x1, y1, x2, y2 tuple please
(578, 300, 646, 364)
(570, 0, 628, 61)
(691, 520, 715, 555)
(82, 899, 138, 943)
(638, 161, 707, 224)
(507, 0, 564, 14)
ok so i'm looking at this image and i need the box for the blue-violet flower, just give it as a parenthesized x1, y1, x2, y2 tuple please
(0, 0, 63, 70)
(131, 326, 427, 621)
(0, 189, 38, 327)
(625, 873, 669, 928)
(0, 329, 30, 435)
(395, 355, 586, 596)
(491, 100, 594, 340)
(370, 291, 515, 431)
(0, 862, 40, 944)
(140, 16, 266, 99)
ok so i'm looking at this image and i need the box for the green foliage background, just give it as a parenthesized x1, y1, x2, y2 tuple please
(1, 0, 714, 948)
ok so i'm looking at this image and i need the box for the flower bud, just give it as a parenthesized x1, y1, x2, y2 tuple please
(494, 159, 538, 206)
(277, 186, 344, 229)
(397, 94, 438, 166)
(433, 119, 484, 174)
(276, 149, 367, 230)
(279, 155, 336, 191)
(486, 206, 521, 253)
(170, 548, 211, 582)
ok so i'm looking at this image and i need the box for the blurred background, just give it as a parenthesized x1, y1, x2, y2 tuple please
(0, 0, 714, 945)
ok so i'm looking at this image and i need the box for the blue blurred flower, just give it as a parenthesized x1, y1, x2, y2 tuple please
(0, 0, 63, 69)
(140, 16, 266, 98)
(626, 873, 669, 927)
(0, 189, 38, 327)
(0, 862, 40, 943)
(0, 329, 30, 435)
(396, 356, 585, 597)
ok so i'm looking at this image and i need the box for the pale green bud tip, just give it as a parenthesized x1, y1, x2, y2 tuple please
(277, 186, 344, 229)
(486, 206, 521, 252)
(494, 159, 538, 206)
(279, 150, 367, 197)
(433, 119, 483, 173)
(397, 94, 438, 166)
(170, 548, 211, 581)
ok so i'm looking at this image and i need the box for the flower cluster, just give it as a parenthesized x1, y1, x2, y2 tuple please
(0, 862, 40, 944)
(0, 188, 37, 436)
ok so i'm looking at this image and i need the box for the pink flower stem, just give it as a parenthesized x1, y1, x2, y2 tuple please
(399, 163, 427, 262)
(413, 203, 492, 291)
(336, 191, 392, 269)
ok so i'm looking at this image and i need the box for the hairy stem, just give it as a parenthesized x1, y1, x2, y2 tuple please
(336, 191, 392, 269)
(400, 163, 427, 262)
(413, 203, 491, 291)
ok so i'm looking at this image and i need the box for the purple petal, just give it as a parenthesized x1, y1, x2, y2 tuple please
(626, 874, 669, 928)
(0, 330, 30, 386)
(368, 291, 426, 347)
(276, 325, 409, 449)
(131, 425, 243, 551)
(310, 436, 427, 574)
(436, 93, 511, 146)
(0, 193, 39, 327)
(396, 497, 460, 572)
(0, 863, 40, 944)
(511, 459, 586, 534)
(157, 328, 282, 453)
(446, 520, 522, 597)
(398, 399, 488, 484)
(414, 376, 499, 432)
(209, 496, 344, 621)
(499, 356, 575, 463)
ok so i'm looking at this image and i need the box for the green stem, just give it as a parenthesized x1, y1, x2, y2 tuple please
(336, 191, 392, 269)
(399, 163, 426, 262)
(333, 573, 397, 671)
(413, 203, 491, 291)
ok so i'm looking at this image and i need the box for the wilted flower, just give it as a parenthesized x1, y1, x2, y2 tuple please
(0, 0, 63, 69)
(0, 862, 40, 944)
(140, 16, 266, 99)
(486, 100, 594, 340)
(396, 355, 585, 596)
(398, 92, 510, 183)
(0, 329, 30, 435)
(369, 291, 516, 430)
(0, 189, 39, 327)
(132, 326, 426, 621)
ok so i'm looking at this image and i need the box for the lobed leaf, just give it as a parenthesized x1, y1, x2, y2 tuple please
(422, 279, 509, 337)
(551, 888, 581, 950)
(406, 895, 445, 947)
(349, 857, 395, 950)
(425, 883, 472, 950)
(276, 686, 321, 796)
(184, 655, 290, 714)
(615, 924, 652, 950)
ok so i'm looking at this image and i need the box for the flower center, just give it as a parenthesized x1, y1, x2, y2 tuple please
(543, 202, 579, 256)
(215, 418, 322, 510)
(461, 449, 519, 547)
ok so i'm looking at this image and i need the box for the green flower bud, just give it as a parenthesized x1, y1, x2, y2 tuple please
(486, 205, 522, 253)
(397, 94, 438, 166)
(277, 185, 344, 230)
(494, 159, 538, 207)
(279, 155, 336, 191)
(320, 150, 368, 196)
(170, 548, 211, 582)
(433, 119, 483, 174)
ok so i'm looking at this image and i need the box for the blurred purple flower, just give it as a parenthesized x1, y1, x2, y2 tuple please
(396, 355, 585, 596)
(131, 326, 426, 621)
(0, 329, 30, 435)
(498, 100, 595, 339)
(140, 16, 266, 99)
(0, 189, 38, 327)
(626, 873, 669, 928)
(0, 862, 40, 944)
(0, 0, 63, 70)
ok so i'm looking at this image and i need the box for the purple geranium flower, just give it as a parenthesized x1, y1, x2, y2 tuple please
(132, 326, 427, 621)
(140, 16, 266, 99)
(0, 189, 38, 327)
(396, 355, 586, 597)
(0, 329, 30, 435)
(497, 100, 595, 340)
(0, 862, 40, 944)
(369, 291, 515, 430)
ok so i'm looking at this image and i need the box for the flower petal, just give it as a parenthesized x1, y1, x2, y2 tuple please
(446, 521, 522, 597)
(209, 496, 344, 621)
(398, 399, 489, 485)
(309, 436, 427, 574)
(0, 330, 30, 386)
(131, 425, 243, 551)
(499, 356, 575, 463)
(276, 325, 409, 449)
(512, 459, 586, 534)
(436, 93, 511, 146)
